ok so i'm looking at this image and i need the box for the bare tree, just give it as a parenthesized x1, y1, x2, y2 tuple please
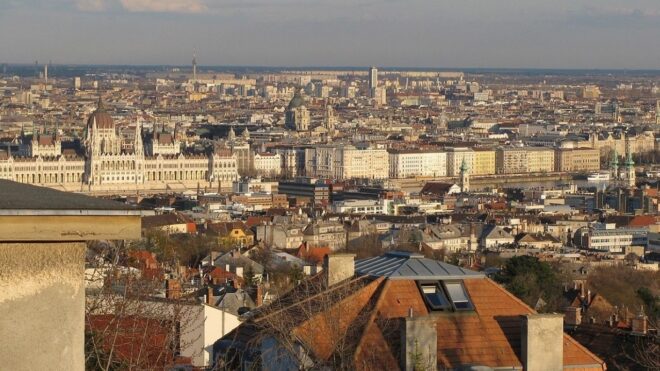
(85, 239, 202, 370)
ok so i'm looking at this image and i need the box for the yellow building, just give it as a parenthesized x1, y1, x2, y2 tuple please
(472, 149, 496, 176)
(526, 148, 555, 173)
(555, 148, 601, 173)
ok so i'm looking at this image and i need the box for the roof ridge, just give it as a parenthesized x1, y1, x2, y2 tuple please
(353, 279, 391, 359)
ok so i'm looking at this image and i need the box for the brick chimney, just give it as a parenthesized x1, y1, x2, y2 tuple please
(323, 254, 355, 287)
(521, 314, 564, 371)
(166, 279, 181, 299)
(206, 286, 215, 305)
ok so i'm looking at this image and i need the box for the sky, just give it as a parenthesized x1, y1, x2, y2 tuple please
(0, 0, 659, 69)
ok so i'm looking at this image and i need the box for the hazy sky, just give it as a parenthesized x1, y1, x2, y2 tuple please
(1, 0, 659, 69)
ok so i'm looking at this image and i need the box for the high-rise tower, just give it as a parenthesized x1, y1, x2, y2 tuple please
(368, 66, 378, 97)
(192, 53, 197, 82)
(656, 100, 660, 125)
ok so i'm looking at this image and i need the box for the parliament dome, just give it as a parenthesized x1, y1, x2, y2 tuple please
(87, 98, 114, 129)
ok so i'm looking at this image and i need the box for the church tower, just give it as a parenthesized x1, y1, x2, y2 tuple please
(609, 149, 619, 180)
(324, 102, 335, 131)
(624, 136, 635, 188)
(459, 158, 470, 193)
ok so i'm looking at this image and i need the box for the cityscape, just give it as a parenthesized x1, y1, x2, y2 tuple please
(0, 1, 659, 371)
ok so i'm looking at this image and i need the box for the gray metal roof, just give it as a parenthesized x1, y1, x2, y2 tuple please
(355, 251, 484, 280)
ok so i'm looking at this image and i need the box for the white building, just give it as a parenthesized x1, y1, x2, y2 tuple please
(331, 199, 390, 214)
(388, 149, 447, 178)
(306, 145, 388, 180)
(252, 152, 282, 177)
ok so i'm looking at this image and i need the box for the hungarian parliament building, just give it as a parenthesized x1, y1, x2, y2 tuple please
(0, 100, 239, 193)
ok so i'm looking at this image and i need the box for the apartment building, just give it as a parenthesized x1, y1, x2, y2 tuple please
(496, 147, 554, 174)
(446, 148, 475, 176)
(496, 147, 527, 174)
(388, 149, 447, 178)
(472, 148, 496, 175)
(555, 148, 601, 173)
(306, 145, 388, 180)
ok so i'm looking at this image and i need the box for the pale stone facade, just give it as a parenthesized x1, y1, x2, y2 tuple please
(388, 149, 447, 178)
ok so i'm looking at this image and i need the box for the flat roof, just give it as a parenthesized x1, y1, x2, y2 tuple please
(0, 180, 141, 215)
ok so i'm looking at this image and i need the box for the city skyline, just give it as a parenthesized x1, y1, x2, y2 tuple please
(1, 0, 660, 69)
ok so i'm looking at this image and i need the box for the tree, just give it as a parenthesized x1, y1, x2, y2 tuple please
(494, 256, 564, 312)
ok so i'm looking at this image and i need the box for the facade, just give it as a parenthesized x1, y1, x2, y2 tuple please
(496, 147, 555, 174)
(284, 89, 310, 131)
(306, 145, 388, 180)
(388, 149, 447, 178)
(446, 148, 475, 177)
(496, 147, 528, 174)
(1, 99, 238, 191)
(252, 152, 282, 177)
(526, 147, 555, 173)
(555, 148, 601, 173)
(472, 148, 496, 175)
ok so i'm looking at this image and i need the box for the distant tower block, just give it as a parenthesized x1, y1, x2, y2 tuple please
(368, 66, 378, 96)
(44, 64, 48, 84)
(74, 77, 81, 90)
(192, 54, 197, 82)
(656, 100, 660, 125)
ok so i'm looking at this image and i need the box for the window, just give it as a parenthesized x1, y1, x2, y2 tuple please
(418, 281, 474, 312)
(419, 283, 450, 310)
(444, 282, 473, 310)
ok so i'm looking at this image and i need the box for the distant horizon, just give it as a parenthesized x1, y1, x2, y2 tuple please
(4, 62, 660, 74)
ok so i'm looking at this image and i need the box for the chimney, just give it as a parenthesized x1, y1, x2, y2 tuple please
(256, 284, 264, 307)
(565, 307, 582, 326)
(400, 316, 437, 371)
(323, 254, 356, 287)
(521, 314, 563, 371)
(631, 312, 648, 335)
(206, 286, 215, 305)
(166, 279, 181, 299)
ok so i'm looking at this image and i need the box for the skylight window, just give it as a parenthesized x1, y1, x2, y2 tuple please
(417, 281, 474, 312)
(444, 282, 473, 310)
(419, 283, 450, 310)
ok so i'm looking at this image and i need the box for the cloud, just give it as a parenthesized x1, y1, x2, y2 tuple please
(74, 0, 106, 12)
(119, 0, 207, 13)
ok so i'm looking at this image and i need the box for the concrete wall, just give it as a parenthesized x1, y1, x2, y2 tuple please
(0, 242, 86, 371)
(401, 316, 437, 371)
(521, 314, 564, 371)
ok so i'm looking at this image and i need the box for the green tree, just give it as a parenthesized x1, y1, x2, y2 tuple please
(495, 256, 564, 312)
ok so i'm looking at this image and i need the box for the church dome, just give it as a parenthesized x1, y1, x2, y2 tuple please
(287, 89, 306, 110)
(87, 98, 114, 129)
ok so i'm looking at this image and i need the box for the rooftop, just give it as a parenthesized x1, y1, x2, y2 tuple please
(355, 251, 485, 280)
(0, 179, 138, 214)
